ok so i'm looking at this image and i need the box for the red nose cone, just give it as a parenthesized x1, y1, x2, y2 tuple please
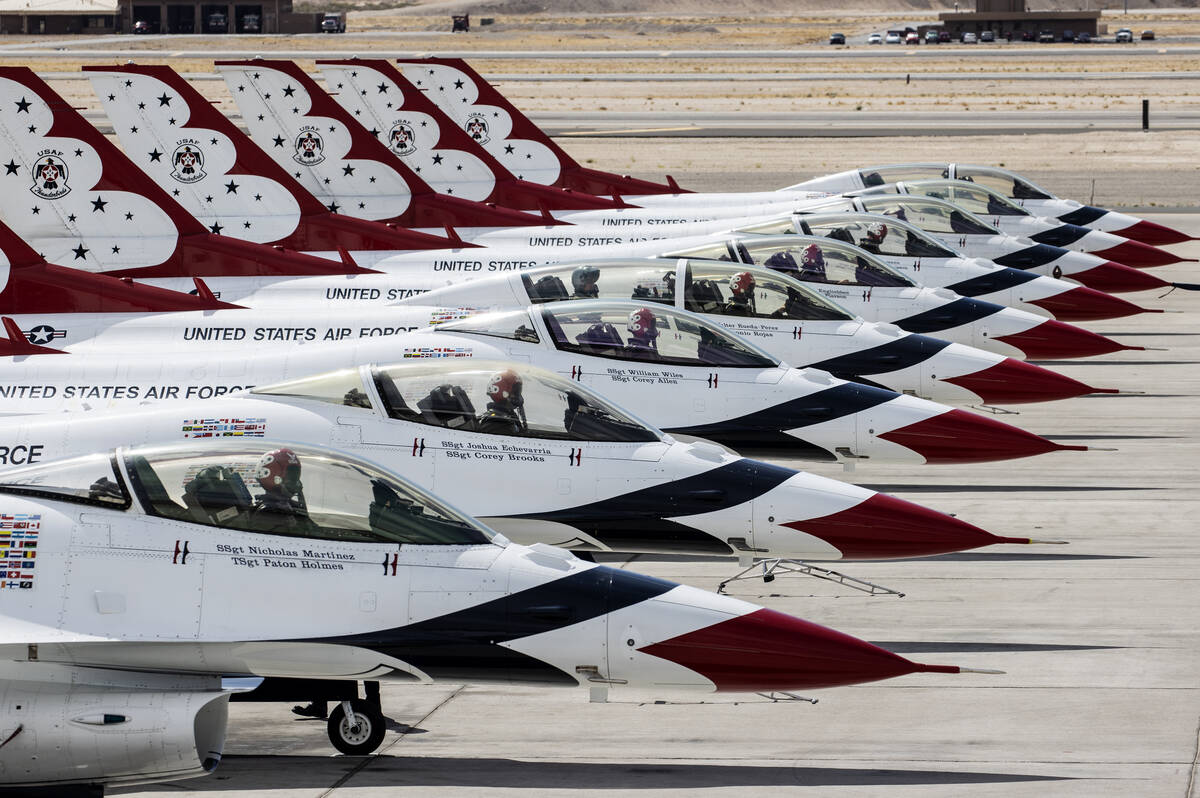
(1028, 286, 1159, 321)
(941, 358, 1110, 404)
(879, 407, 1084, 461)
(1117, 219, 1195, 246)
(1090, 240, 1190, 268)
(639, 608, 957, 691)
(1064, 261, 1171, 294)
(993, 319, 1136, 359)
(781, 491, 1024, 559)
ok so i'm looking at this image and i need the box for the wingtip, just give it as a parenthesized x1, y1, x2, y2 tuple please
(916, 663, 1005, 675)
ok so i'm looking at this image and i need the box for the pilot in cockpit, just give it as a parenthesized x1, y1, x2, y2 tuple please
(571, 266, 600, 298)
(725, 271, 756, 316)
(250, 447, 316, 534)
(858, 222, 887, 254)
(626, 307, 661, 357)
(477, 369, 527, 435)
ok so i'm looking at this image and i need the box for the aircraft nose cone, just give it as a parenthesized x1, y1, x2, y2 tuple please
(992, 319, 1136, 359)
(1090, 239, 1191, 268)
(780, 490, 1024, 559)
(1118, 219, 1196, 246)
(940, 357, 1110, 404)
(1064, 261, 1171, 294)
(880, 407, 1087, 463)
(639, 607, 961, 691)
(1027, 286, 1160, 321)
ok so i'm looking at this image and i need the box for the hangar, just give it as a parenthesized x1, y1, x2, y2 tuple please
(0, 0, 321, 34)
(938, 0, 1102, 40)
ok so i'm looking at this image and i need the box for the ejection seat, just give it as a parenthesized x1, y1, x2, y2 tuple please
(182, 465, 254, 527)
(417, 384, 478, 430)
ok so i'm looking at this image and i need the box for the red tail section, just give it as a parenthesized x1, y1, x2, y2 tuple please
(0, 67, 370, 278)
(1, 316, 66, 356)
(402, 58, 685, 197)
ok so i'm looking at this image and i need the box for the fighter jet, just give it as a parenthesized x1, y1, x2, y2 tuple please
(790, 163, 1196, 245)
(733, 212, 1157, 321)
(849, 179, 1186, 268)
(659, 236, 1137, 361)
(0, 300, 1077, 466)
(403, 260, 1111, 405)
(0, 441, 986, 791)
(0, 361, 1032, 563)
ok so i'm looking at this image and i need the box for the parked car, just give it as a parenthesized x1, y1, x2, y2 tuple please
(961, 31, 977, 43)
(1037, 29, 1055, 42)
(1020, 30, 1035, 41)
(321, 12, 346, 32)
(1115, 27, 1133, 42)
(979, 29, 995, 42)
(868, 32, 883, 44)
(829, 32, 846, 44)
(925, 30, 939, 44)
(132, 18, 151, 33)
(1074, 31, 1091, 43)
(938, 30, 952, 43)
(885, 31, 902, 44)
(241, 13, 260, 32)
(1061, 29, 1074, 41)
(1141, 29, 1155, 40)
(206, 11, 227, 32)
(904, 31, 920, 44)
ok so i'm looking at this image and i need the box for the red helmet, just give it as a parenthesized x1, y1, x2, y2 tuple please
(866, 222, 888, 242)
(256, 447, 301, 494)
(729, 271, 756, 296)
(487, 369, 523, 403)
(628, 307, 659, 340)
(800, 244, 825, 270)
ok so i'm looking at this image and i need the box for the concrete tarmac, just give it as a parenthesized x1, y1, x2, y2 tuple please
(110, 213, 1200, 796)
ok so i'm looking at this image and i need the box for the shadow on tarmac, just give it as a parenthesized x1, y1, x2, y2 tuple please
(136, 755, 1071, 790)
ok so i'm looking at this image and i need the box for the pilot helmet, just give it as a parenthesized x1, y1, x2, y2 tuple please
(763, 250, 798, 274)
(571, 266, 600, 297)
(729, 270, 756, 297)
(800, 244, 826, 271)
(866, 222, 888, 242)
(628, 306, 660, 340)
(487, 369, 524, 405)
(256, 447, 302, 495)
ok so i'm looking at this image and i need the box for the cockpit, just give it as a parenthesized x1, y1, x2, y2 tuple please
(251, 361, 662, 443)
(864, 180, 1031, 218)
(793, 214, 960, 259)
(0, 443, 493, 545)
(540, 300, 779, 368)
(951, 165, 1052, 201)
(856, 164, 948, 187)
(706, 236, 914, 288)
(853, 197, 999, 236)
(435, 310, 541, 344)
(517, 260, 854, 322)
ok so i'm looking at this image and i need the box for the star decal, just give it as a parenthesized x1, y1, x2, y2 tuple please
(254, 193, 262, 201)
(130, 125, 138, 133)
(124, 212, 133, 220)
(368, 176, 375, 183)
(30, 206, 39, 215)
(112, 245, 120, 253)
(74, 148, 82, 157)
(454, 79, 464, 89)
(157, 92, 171, 107)
(237, 84, 245, 92)
(505, 144, 514, 154)
(377, 83, 388, 93)
(91, 197, 107, 212)
(204, 195, 213, 203)
(209, 222, 223, 234)
(148, 148, 162, 162)
(107, 93, 115, 101)
(124, 79, 132, 87)
(225, 180, 239, 194)
(358, 201, 365, 209)
(14, 97, 30, 113)
(432, 154, 443, 164)
(172, 188, 181, 196)
(420, 120, 427, 127)
(27, 125, 35, 133)
(273, 135, 285, 147)
(27, 324, 59, 344)
(283, 85, 295, 97)
(342, 165, 355, 176)
(168, 117, 176, 125)
(67, 214, 76, 222)
(3, 160, 17, 175)
(368, 127, 379, 136)
(327, 202, 340, 212)
(72, 244, 88, 260)
(211, 138, 218, 145)
(243, 221, 251, 228)
(137, 102, 145, 109)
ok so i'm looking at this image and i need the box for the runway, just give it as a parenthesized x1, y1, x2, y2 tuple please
(109, 215, 1200, 798)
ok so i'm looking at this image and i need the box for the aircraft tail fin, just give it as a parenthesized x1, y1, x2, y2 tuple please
(0, 316, 67, 356)
(84, 63, 455, 252)
(397, 57, 685, 196)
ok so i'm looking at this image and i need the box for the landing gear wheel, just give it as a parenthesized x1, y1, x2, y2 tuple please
(327, 698, 386, 755)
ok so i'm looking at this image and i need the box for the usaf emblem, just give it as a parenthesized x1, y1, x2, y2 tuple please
(293, 127, 325, 165)
(464, 114, 490, 144)
(387, 122, 417, 156)
(170, 142, 206, 183)
(30, 152, 69, 200)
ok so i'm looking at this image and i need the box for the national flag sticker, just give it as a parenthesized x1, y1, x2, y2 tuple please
(0, 513, 40, 590)
(182, 418, 268, 438)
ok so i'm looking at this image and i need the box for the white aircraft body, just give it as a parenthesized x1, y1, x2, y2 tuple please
(0, 300, 1075, 466)
(0, 361, 1023, 561)
(0, 441, 977, 791)
(406, 260, 1108, 406)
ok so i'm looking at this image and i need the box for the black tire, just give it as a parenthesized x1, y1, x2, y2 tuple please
(327, 699, 386, 755)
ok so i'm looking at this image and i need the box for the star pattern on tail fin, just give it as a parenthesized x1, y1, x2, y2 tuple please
(318, 60, 498, 203)
(87, 68, 304, 246)
(217, 61, 415, 222)
(0, 71, 185, 273)
(397, 61, 561, 186)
